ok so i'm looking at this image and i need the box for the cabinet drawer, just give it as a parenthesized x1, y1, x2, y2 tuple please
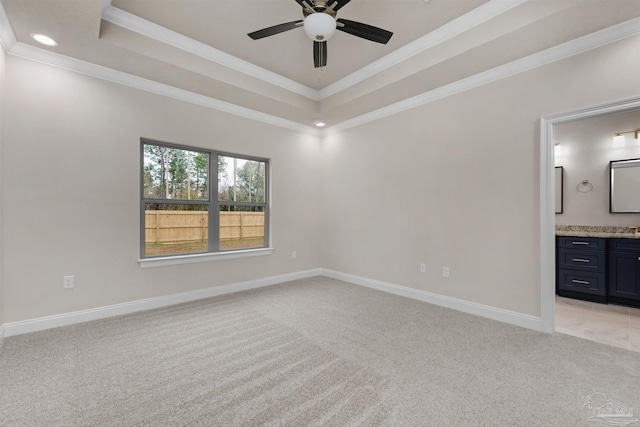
(557, 236, 606, 251)
(558, 248, 605, 272)
(609, 238, 640, 253)
(558, 269, 606, 296)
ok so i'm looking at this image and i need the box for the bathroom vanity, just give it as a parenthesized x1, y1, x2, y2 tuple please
(556, 226, 640, 308)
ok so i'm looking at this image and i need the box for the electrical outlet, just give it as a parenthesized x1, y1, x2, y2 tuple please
(442, 266, 450, 278)
(292, 251, 297, 260)
(420, 263, 426, 273)
(63, 275, 74, 289)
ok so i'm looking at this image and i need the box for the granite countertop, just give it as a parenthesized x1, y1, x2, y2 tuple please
(555, 225, 640, 239)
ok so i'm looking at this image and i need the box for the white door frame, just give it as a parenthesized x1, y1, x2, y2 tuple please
(539, 96, 640, 333)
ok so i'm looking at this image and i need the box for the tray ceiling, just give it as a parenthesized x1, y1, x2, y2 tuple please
(2, 0, 640, 130)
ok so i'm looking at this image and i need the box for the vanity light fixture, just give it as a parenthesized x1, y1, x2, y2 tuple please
(30, 33, 58, 46)
(554, 143, 562, 156)
(612, 129, 640, 147)
(613, 133, 626, 148)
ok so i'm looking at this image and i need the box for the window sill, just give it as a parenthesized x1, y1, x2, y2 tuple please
(138, 247, 274, 268)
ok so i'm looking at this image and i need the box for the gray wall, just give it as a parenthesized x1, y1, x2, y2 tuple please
(4, 30, 640, 325)
(320, 35, 640, 317)
(3, 55, 322, 322)
(555, 109, 640, 226)
(0, 40, 5, 333)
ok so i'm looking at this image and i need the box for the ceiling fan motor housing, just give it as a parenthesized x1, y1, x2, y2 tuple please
(303, 0, 337, 17)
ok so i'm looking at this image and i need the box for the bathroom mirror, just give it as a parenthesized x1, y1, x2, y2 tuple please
(610, 158, 640, 213)
(555, 166, 563, 214)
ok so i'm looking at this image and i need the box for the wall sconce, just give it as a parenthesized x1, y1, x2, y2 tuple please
(612, 129, 640, 147)
(554, 143, 562, 156)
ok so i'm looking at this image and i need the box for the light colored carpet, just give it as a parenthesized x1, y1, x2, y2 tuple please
(1, 276, 639, 426)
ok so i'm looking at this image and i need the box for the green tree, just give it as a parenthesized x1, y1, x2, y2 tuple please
(143, 144, 169, 198)
(235, 160, 265, 204)
(144, 144, 212, 200)
(191, 152, 209, 200)
(167, 148, 188, 198)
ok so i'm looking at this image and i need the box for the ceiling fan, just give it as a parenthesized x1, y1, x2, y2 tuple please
(247, 0, 393, 68)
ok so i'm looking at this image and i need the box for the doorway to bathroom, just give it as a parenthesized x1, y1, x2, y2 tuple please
(541, 98, 640, 352)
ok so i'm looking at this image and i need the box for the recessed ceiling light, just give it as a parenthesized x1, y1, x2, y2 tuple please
(313, 120, 326, 127)
(31, 33, 58, 46)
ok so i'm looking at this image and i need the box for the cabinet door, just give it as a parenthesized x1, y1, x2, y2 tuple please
(609, 251, 640, 300)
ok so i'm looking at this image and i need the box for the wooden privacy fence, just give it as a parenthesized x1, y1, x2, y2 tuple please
(145, 210, 264, 244)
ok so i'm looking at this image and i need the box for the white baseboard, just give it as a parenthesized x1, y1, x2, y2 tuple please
(320, 269, 544, 332)
(4, 268, 322, 337)
(3, 267, 543, 338)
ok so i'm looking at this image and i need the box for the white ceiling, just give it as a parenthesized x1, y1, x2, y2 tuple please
(2, 0, 640, 130)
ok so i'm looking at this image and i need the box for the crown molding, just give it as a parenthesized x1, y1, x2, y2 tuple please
(4, 1, 640, 137)
(326, 16, 640, 134)
(100, 0, 525, 102)
(8, 42, 320, 136)
(317, 0, 528, 100)
(101, 4, 320, 101)
(1, 1, 317, 134)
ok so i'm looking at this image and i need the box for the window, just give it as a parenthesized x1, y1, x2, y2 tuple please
(141, 140, 269, 260)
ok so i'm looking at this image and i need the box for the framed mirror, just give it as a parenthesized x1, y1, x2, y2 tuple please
(555, 166, 563, 214)
(610, 158, 640, 213)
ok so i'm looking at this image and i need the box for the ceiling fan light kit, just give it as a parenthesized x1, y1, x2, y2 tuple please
(303, 12, 336, 42)
(248, 0, 393, 68)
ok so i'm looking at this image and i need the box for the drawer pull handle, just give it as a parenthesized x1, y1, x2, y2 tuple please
(572, 258, 590, 263)
(571, 242, 590, 245)
(572, 279, 590, 285)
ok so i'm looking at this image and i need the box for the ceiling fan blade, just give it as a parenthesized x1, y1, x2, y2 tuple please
(248, 20, 303, 40)
(327, 0, 351, 12)
(336, 19, 393, 44)
(313, 41, 327, 68)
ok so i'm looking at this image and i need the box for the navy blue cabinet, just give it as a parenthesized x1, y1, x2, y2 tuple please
(557, 235, 640, 307)
(608, 239, 640, 305)
(556, 236, 607, 302)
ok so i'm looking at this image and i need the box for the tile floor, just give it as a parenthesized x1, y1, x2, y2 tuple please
(555, 296, 640, 352)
